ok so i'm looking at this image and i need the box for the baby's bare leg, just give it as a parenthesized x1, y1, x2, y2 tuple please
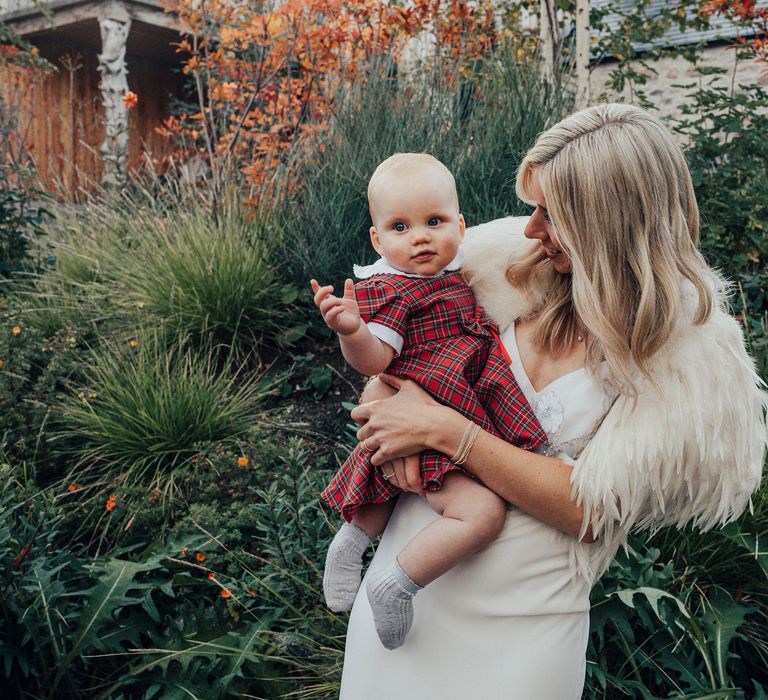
(352, 500, 397, 539)
(398, 472, 507, 586)
(366, 472, 506, 649)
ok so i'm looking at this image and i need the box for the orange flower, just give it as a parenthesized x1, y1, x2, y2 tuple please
(0, 359, 4, 369)
(221, 588, 232, 599)
(208, 572, 216, 580)
(11, 326, 21, 336)
(13, 543, 31, 568)
(181, 547, 188, 556)
(195, 552, 206, 562)
(237, 456, 249, 467)
(105, 497, 117, 511)
(123, 91, 139, 109)
(129, 340, 138, 348)
(67, 483, 81, 493)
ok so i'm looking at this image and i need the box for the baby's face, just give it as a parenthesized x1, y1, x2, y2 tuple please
(369, 169, 465, 276)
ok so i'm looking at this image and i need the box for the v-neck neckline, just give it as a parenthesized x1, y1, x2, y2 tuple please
(505, 322, 588, 395)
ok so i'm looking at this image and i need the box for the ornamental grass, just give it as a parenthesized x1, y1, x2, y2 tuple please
(109, 197, 297, 355)
(57, 329, 271, 496)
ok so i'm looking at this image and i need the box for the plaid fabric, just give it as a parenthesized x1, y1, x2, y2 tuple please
(321, 271, 547, 522)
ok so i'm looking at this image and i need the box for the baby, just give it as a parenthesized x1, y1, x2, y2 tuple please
(310, 153, 546, 650)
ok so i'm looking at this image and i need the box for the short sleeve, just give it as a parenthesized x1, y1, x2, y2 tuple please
(355, 280, 412, 354)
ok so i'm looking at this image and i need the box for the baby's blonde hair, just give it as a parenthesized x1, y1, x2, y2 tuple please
(512, 103, 716, 396)
(367, 153, 459, 218)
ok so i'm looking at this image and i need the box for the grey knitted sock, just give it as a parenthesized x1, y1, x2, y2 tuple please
(366, 558, 423, 650)
(323, 522, 371, 612)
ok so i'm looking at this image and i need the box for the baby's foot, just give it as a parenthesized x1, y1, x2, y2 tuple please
(323, 522, 371, 611)
(366, 558, 422, 650)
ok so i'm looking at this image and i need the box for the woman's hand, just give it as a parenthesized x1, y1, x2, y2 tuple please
(352, 374, 441, 469)
(378, 455, 423, 493)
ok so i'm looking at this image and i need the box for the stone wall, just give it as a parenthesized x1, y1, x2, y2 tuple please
(590, 44, 768, 130)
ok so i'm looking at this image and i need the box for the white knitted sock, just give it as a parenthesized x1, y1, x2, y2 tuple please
(323, 522, 371, 612)
(366, 558, 423, 650)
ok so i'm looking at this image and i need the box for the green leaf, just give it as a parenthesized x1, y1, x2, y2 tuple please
(700, 590, 755, 688)
(280, 284, 299, 304)
(280, 323, 308, 345)
(612, 586, 691, 620)
(49, 551, 173, 696)
(718, 522, 768, 579)
(308, 366, 332, 398)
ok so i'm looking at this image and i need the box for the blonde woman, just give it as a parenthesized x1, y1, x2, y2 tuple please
(338, 104, 767, 699)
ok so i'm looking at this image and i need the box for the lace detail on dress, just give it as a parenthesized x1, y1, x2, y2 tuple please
(533, 390, 564, 437)
(544, 388, 620, 460)
(544, 433, 593, 460)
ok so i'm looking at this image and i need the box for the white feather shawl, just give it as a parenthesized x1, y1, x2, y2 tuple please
(462, 216, 768, 583)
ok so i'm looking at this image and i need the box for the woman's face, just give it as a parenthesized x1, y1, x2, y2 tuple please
(523, 169, 572, 275)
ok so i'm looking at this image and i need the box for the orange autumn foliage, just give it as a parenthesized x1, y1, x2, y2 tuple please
(159, 0, 499, 205)
(701, 0, 768, 62)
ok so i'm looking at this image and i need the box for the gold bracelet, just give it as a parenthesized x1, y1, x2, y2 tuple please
(452, 421, 473, 464)
(452, 421, 481, 465)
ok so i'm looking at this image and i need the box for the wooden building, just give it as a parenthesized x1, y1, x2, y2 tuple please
(1, 0, 187, 197)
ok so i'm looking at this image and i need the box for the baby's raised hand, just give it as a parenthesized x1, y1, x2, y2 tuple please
(310, 278, 362, 336)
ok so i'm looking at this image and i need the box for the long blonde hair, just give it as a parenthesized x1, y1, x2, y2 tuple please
(512, 103, 715, 396)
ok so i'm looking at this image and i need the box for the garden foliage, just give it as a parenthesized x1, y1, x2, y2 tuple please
(1, 1, 767, 698)
(677, 80, 768, 377)
(0, 38, 54, 278)
(156, 0, 501, 204)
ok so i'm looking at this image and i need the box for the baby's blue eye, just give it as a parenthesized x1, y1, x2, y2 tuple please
(393, 222, 407, 232)
(428, 217, 440, 226)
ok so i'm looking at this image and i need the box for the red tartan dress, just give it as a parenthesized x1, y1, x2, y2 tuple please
(321, 270, 547, 522)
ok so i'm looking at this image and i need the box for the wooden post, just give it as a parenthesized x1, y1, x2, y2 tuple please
(575, 0, 590, 109)
(97, 15, 131, 188)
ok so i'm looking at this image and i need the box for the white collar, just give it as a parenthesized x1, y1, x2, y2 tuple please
(353, 247, 464, 280)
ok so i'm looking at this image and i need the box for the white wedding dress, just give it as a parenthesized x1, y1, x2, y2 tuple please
(340, 323, 615, 700)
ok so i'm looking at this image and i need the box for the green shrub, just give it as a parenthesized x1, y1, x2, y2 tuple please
(241, 437, 345, 699)
(110, 435, 286, 566)
(17, 186, 303, 355)
(110, 200, 301, 354)
(57, 330, 273, 511)
(0, 305, 90, 474)
(0, 461, 281, 699)
(0, 464, 86, 697)
(677, 74, 768, 379)
(586, 482, 768, 699)
(0, 165, 52, 280)
(4, 202, 127, 340)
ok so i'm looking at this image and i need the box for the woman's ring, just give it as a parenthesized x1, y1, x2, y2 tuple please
(382, 469, 396, 480)
(362, 438, 376, 453)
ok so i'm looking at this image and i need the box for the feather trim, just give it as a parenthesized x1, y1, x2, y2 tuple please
(570, 302, 768, 582)
(462, 216, 768, 584)
(461, 217, 553, 330)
